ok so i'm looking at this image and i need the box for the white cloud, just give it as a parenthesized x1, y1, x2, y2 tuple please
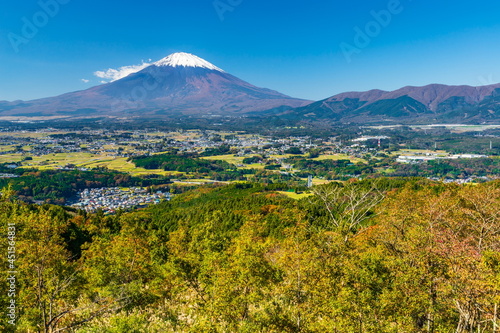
(81, 79, 90, 83)
(93, 60, 151, 82)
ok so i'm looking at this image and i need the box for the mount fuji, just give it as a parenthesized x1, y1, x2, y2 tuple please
(1, 52, 310, 118)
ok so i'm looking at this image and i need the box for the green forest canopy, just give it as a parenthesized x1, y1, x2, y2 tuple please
(0, 179, 499, 332)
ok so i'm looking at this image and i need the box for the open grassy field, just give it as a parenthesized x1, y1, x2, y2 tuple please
(0, 153, 24, 164)
(71, 156, 180, 177)
(269, 154, 306, 159)
(311, 154, 367, 164)
(379, 167, 396, 174)
(200, 154, 266, 170)
(243, 163, 266, 170)
(310, 178, 332, 186)
(26, 153, 104, 169)
(200, 154, 244, 164)
(100, 159, 183, 177)
(277, 191, 313, 200)
(394, 149, 448, 156)
(9, 152, 176, 177)
(0, 145, 15, 152)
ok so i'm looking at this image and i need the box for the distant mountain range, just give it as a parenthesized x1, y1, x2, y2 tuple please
(283, 83, 500, 124)
(2, 52, 500, 124)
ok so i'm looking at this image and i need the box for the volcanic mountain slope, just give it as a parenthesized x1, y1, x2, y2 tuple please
(1, 53, 311, 118)
(287, 83, 500, 124)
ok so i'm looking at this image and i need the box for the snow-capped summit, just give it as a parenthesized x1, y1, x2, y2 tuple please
(153, 52, 224, 72)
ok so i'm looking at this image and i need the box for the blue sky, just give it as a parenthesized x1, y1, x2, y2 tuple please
(1, 0, 500, 101)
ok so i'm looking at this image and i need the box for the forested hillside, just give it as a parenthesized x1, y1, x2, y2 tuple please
(1, 179, 499, 332)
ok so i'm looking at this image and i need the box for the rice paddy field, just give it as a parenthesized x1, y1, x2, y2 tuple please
(0, 152, 176, 176)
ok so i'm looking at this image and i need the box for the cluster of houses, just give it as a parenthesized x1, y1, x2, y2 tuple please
(428, 176, 491, 184)
(0, 173, 18, 178)
(0, 128, 388, 164)
(0, 129, 321, 159)
(71, 187, 171, 214)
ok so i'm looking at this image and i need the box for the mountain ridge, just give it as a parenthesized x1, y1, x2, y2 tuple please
(330, 83, 500, 110)
(284, 83, 500, 124)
